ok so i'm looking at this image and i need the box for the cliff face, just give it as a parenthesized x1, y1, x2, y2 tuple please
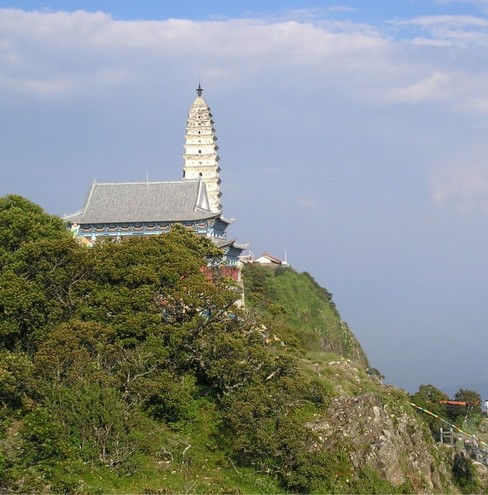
(308, 387, 453, 493)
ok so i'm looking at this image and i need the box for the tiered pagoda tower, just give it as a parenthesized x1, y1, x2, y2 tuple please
(64, 85, 247, 269)
(182, 84, 222, 213)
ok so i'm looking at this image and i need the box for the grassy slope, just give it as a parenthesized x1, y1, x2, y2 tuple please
(242, 264, 369, 366)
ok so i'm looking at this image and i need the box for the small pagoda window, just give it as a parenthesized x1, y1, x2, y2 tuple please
(198, 150, 201, 153)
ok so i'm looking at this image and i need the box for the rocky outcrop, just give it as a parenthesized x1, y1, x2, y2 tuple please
(307, 392, 454, 493)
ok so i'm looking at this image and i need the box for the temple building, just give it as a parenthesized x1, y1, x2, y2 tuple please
(64, 85, 246, 269)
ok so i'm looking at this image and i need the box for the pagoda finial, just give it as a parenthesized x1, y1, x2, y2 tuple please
(196, 83, 203, 97)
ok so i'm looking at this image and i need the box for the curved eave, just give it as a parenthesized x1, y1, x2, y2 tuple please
(213, 238, 248, 250)
(63, 209, 85, 222)
(218, 216, 236, 225)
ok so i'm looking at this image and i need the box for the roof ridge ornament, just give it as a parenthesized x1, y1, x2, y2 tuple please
(196, 83, 203, 97)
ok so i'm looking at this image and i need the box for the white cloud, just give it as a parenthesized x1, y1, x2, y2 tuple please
(0, 8, 391, 101)
(327, 6, 357, 14)
(386, 67, 488, 112)
(389, 72, 450, 103)
(0, 67, 129, 98)
(295, 197, 317, 208)
(1, 7, 488, 117)
(430, 160, 488, 212)
(404, 14, 488, 28)
(394, 15, 488, 47)
(435, 0, 488, 12)
(463, 97, 488, 112)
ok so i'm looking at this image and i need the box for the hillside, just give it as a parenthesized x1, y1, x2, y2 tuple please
(242, 263, 368, 365)
(0, 195, 480, 494)
(243, 265, 457, 492)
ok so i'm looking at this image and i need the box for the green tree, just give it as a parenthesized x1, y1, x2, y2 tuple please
(0, 270, 50, 351)
(0, 350, 33, 410)
(412, 384, 449, 404)
(0, 196, 85, 352)
(83, 227, 234, 345)
(411, 384, 449, 434)
(447, 388, 482, 424)
(0, 195, 67, 267)
(33, 321, 159, 468)
(454, 388, 481, 408)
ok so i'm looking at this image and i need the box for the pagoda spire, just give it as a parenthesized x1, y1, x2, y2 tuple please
(182, 87, 222, 213)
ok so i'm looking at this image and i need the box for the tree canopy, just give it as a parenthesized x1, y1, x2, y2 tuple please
(0, 196, 333, 493)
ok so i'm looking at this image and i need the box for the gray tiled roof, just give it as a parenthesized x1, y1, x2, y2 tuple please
(213, 238, 249, 250)
(64, 180, 219, 224)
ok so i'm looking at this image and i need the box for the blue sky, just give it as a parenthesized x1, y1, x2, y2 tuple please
(2, 0, 488, 395)
(1, 0, 484, 26)
(0, 0, 433, 20)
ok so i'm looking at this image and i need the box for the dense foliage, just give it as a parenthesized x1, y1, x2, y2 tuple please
(410, 384, 485, 494)
(0, 195, 342, 493)
(411, 384, 483, 432)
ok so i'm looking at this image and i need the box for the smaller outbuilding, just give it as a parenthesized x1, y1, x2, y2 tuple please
(252, 252, 288, 267)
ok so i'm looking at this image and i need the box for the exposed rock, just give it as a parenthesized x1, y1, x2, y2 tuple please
(473, 458, 488, 486)
(307, 392, 453, 493)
